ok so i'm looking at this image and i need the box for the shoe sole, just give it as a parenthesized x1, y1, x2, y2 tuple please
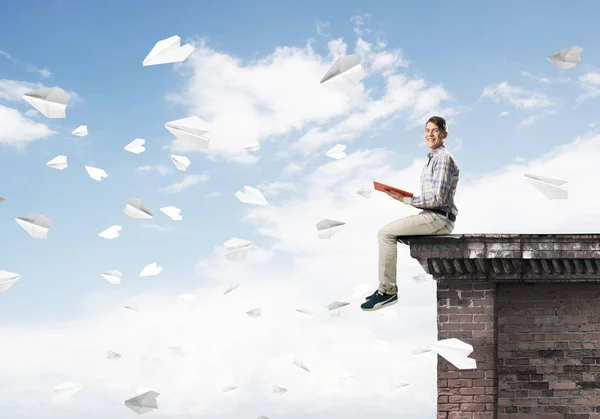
(361, 298, 398, 311)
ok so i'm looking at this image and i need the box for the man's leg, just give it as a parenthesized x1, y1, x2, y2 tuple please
(361, 211, 453, 311)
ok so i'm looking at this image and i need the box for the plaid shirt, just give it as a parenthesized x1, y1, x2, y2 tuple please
(403, 145, 459, 215)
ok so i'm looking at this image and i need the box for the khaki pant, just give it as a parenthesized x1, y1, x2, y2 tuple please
(378, 210, 455, 294)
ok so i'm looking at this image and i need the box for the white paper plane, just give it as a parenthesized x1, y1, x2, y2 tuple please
(139, 262, 162, 277)
(391, 378, 411, 390)
(106, 351, 122, 360)
(325, 144, 346, 160)
(53, 382, 82, 403)
(293, 358, 310, 372)
(412, 347, 433, 355)
(524, 173, 568, 200)
(124, 198, 153, 219)
(124, 390, 160, 414)
(296, 308, 312, 316)
(245, 141, 260, 151)
(15, 214, 51, 239)
(413, 273, 432, 282)
(547, 46, 583, 70)
(0, 271, 20, 293)
(99, 225, 122, 239)
(246, 308, 262, 318)
(72, 125, 88, 137)
(222, 385, 238, 392)
(169, 155, 191, 171)
(23, 87, 70, 118)
(46, 155, 68, 170)
(356, 187, 372, 198)
(125, 138, 145, 154)
(0, 197, 4, 206)
(101, 270, 122, 285)
(320, 54, 367, 85)
(235, 186, 268, 205)
(316, 218, 346, 239)
(223, 283, 241, 295)
(85, 165, 108, 181)
(427, 338, 477, 370)
(327, 301, 350, 311)
(165, 116, 211, 148)
(160, 206, 182, 220)
(143, 35, 194, 66)
(272, 385, 287, 395)
(123, 305, 138, 313)
(224, 238, 254, 260)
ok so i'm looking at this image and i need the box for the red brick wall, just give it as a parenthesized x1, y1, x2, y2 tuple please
(497, 282, 600, 419)
(437, 281, 498, 419)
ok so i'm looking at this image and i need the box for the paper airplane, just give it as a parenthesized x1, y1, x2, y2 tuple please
(391, 378, 411, 390)
(99, 225, 122, 239)
(222, 385, 238, 392)
(15, 214, 51, 239)
(246, 308, 262, 318)
(327, 301, 350, 312)
(547, 46, 583, 70)
(170, 155, 191, 171)
(524, 173, 568, 200)
(356, 188, 372, 198)
(23, 87, 70, 118)
(160, 206, 182, 220)
(143, 35, 194, 66)
(272, 385, 287, 395)
(125, 138, 145, 154)
(296, 308, 312, 316)
(235, 186, 268, 205)
(139, 262, 162, 277)
(123, 305, 138, 313)
(316, 218, 346, 239)
(412, 273, 432, 282)
(0, 197, 4, 206)
(165, 116, 211, 148)
(72, 125, 88, 137)
(293, 358, 310, 372)
(224, 238, 254, 260)
(53, 382, 82, 403)
(245, 141, 260, 151)
(124, 390, 160, 414)
(124, 198, 153, 219)
(0, 271, 21, 293)
(223, 283, 241, 295)
(101, 270, 122, 285)
(85, 165, 108, 181)
(427, 338, 477, 370)
(46, 155, 68, 170)
(320, 54, 367, 85)
(106, 351, 122, 360)
(412, 347, 433, 355)
(325, 144, 346, 160)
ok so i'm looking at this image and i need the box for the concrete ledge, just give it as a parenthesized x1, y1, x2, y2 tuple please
(400, 234, 600, 282)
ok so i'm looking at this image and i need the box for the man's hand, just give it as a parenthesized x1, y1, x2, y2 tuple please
(385, 190, 405, 202)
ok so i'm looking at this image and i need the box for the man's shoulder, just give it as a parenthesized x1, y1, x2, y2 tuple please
(433, 147, 458, 163)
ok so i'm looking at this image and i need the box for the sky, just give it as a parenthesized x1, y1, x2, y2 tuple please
(0, 0, 599, 418)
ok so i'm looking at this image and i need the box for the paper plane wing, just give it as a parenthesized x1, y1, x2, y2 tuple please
(125, 138, 145, 154)
(47, 155, 68, 170)
(235, 186, 268, 205)
(525, 176, 568, 200)
(101, 270, 122, 285)
(316, 218, 346, 239)
(124, 198, 153, 219)
(160, 206, 182, 220)
(165, 116, 210, 148)
(99, 225, 122, 239)
(85, 165, 108, 181)
(170, 155, 191, 171)
(15, 214, 51, 239)
(143, 35, 194, 66)
(72, 125, 88, 136)
(23, 87, 70, 118)
(0, 271, 21, 292)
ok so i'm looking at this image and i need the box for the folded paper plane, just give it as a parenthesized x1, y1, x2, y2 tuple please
(143, 35, 194, 66)
(222, 385, 238, 392)
(139, 262, 162, 277)
(524, 173, 568, 200)
(125, 138, 145, 154)
(16, 214, 51, 239)
(547, 46, 583, 70)
(123, 305, 138, 313)
(427, 338, 477, 370)
(46, 155, 68, 170)
(272, 385, 287, 395)
(293, 358, 310, 372)
(246, 308, 262, 318)
(165, 116, 210, 148)
(412, 273, 432, 282)
(99, 225, 122, 239)
(316, 218, 346, 239)
(72, 125, 88, 137)
(0, 271, 21, 293)
(223, 283, 241, 295)
(23, 87, 70, 118)
(160, 206, 182, 220)
(356, 188, 372, 198)
(101, 270, 122, 285)
(170, 155, 191, 171)
(320, 54, 367, 85)
(245, 141, 260, 151)
(106, 351, 122, 360)
(0, 197, 4, 206)
(235, 186, 268, 205)
(124, 390, 160, 414)
(327, 301, 350, 311)
(53, 381, 82, 403)
(85, 165, 108, 181)
(326, 144, 346, 160)
(224, 238, 254, 260)
(124, 198, 153, 219)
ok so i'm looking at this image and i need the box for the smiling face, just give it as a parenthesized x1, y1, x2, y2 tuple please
(424, 121, 447, 151)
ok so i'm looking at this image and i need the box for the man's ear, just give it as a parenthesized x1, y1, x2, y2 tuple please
(443, 131, 448, 140)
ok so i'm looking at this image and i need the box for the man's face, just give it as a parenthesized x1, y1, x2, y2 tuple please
(424, 122, 447, 150)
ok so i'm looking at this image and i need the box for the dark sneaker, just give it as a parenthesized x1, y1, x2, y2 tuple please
(364, 290, 379, 301)
(360, 291, 398, 311)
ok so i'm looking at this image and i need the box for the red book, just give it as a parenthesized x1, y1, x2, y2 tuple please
(373, 181, 414, 197)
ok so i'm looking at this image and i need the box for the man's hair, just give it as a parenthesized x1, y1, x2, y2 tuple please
(426, 116, 447, 133)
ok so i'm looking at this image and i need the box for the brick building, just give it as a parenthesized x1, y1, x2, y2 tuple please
(401, 234, 600, 419)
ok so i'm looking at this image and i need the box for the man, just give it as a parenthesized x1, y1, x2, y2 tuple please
(361, 116, 459, 311)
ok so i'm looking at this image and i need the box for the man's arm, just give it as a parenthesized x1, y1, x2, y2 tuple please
(403, 155, 454, 209)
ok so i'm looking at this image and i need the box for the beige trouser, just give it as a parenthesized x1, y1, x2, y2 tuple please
(378, 210, 455, 294)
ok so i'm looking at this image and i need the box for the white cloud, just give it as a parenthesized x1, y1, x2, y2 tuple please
(27, 65, 52, 78)
(521, 71, 570, 84)
(499, 110, 509, 117)
(577, 71, 600, 102)
(256, 181, 297, 197)
(159, 174, 210, 194)
(0, 104, 55, 146)
(135, 164, 174, 176)
(141, 223, 170, 232)
(350, 13, 372, 37)
(0, 79, 81, 105)
(518, 109, 557, 127)
(481, 81, 554, 109)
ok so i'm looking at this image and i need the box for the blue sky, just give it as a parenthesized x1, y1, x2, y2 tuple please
(1, 1, 599, 418)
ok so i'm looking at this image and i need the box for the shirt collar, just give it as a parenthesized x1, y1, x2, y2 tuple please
(427, 144, 446, 158)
